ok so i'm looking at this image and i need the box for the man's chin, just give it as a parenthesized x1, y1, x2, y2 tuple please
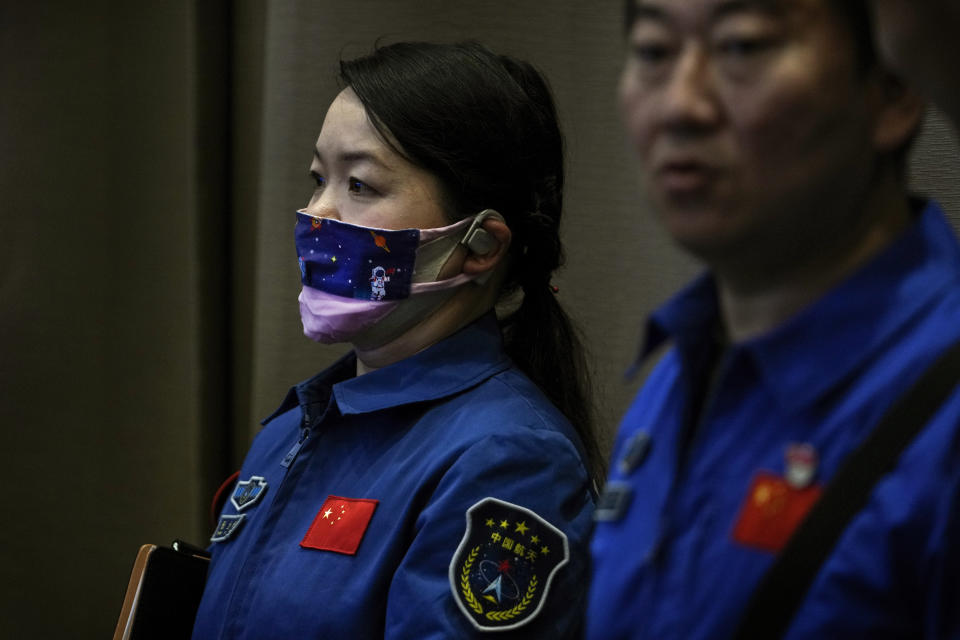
(656, 204, 742, 258)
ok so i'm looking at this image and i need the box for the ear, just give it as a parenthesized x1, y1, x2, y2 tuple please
(462, 213, 512, 276)
(872, 71, 926, 153)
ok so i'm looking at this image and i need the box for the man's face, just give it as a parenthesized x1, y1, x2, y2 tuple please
(620, 0, 884, 270)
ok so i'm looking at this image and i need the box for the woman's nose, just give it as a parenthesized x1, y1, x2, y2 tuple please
(303, 194, 340, 221)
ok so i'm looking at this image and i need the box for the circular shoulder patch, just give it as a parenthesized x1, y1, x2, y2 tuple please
(448, 497, 569, 632)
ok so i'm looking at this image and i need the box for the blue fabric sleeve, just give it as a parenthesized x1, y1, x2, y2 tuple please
(383, 429, 593, 639)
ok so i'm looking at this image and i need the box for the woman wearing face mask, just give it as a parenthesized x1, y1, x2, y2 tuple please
(192, 41, 599, 639)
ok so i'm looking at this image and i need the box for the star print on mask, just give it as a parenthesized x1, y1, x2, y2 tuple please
(295, 212, 418, 301)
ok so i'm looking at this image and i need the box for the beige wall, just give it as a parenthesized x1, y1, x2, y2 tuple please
(3, 1, 958, 636)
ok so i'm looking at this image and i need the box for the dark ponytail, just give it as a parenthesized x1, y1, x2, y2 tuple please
(341, 41, 604, 483)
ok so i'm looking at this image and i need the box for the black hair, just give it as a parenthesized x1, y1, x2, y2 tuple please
(827, 0, 920, 174)
(828, 0, 877, 70)
(340, 41, 603, 482)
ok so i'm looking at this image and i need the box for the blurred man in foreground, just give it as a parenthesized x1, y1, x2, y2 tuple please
(588, 1, 960, 637)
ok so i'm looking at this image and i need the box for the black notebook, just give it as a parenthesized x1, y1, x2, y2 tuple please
(113, 542, 210, 640)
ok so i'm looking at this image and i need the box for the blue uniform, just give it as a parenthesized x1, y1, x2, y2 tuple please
(588, 201, 960, 639)
(193, 314, 594, 639)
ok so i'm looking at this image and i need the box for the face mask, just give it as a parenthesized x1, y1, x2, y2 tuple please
(295, 209, 500, 346)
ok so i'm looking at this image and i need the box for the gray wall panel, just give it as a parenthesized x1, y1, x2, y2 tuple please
(1, 2, 203, 636)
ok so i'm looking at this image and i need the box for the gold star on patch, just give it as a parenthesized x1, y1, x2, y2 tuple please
(514, 521, 529, 535)
(541, 546, 550, 555)
(485, 518, 495, 527)
(530, 535, 539, 544)
(500, 520, 509, 529)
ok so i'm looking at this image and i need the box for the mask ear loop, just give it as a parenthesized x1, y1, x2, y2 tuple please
(460, 209, 504, 285)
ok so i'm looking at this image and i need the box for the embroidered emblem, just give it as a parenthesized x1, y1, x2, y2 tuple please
(211, 514, 246, 543)
(785, 442, 818, 489)
(731, 471, 822, 552)
(231, 475, 268, 511)
(300, 495, 379, 555)
(449, 497, 569, 632)
(593, 481, 633, 522)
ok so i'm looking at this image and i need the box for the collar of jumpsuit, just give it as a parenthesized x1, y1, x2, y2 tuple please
(636, 199, 960, 413)
(266, 311, 511, 421)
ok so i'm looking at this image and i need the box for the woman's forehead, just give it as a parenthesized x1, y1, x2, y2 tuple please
(314, 91, 393, 165)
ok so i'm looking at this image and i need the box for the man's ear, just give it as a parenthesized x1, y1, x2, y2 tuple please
(872, 71, 926, 152)
(462, 215, 512, 276)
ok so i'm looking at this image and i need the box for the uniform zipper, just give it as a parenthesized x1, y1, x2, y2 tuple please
(282, 417, 312, 468)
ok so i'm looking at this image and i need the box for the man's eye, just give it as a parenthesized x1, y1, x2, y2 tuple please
(347, 177, 377, 195)
(631, 42, 672, 64)
(310, 172, 326, 188)
(716, 37, 775, 57)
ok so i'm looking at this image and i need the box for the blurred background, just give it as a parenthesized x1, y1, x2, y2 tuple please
(2, 1, 958, 637)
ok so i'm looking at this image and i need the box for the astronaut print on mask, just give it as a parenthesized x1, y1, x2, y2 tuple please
(296, 212, 421, 302)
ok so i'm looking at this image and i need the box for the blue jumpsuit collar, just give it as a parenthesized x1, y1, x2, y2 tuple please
(636, 200, 960, 412)
(334, 312, 511, 414)
(264, 312, 511, 423)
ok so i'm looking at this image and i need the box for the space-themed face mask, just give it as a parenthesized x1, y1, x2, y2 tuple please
(295, 209, 500, 346)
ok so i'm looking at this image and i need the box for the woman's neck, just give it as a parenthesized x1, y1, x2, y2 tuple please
(353, 277, 500, 375)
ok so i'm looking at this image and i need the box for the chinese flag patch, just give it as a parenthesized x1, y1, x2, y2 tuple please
(731, 471, 822, 553)
(300, 495, 379, 555)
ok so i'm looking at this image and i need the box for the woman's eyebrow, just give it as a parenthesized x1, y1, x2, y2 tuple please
(313, 147, 393, 171)
(339, 150, 394, 170)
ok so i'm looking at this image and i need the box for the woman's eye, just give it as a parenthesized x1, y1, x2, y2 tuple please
(347, 177, 377, 196)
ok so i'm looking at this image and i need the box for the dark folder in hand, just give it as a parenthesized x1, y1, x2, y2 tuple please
(113, 542, 210, 640)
